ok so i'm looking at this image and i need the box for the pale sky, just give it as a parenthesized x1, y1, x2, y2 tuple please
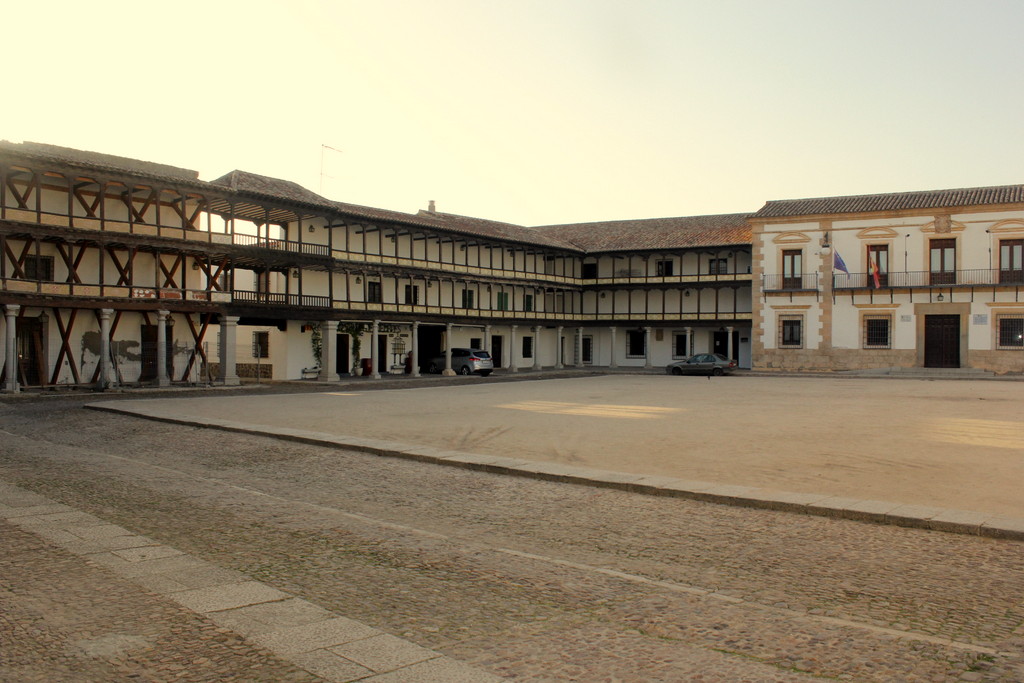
(5, 0, 1022, 226)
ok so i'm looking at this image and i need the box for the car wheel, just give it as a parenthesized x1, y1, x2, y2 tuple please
(428, 362, 439, 374)
(459, 365, 471, 375)
(671, 366, 683, 376)
(712, 367, 724, 376)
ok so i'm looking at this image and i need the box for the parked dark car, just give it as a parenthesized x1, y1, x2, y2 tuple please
(666, 353, 736, 376)
(427, 348, 494, 376)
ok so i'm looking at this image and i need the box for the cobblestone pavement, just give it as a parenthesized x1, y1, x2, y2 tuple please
(1, 392, 1024, 681)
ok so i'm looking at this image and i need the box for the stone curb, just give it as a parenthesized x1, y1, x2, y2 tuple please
(0, 482, 501, 683)
(87, 401, 1024, 542)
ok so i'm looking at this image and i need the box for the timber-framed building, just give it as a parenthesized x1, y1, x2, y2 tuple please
(0, 141, 753, 390)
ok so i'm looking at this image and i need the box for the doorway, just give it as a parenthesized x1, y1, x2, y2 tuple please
(417, 325, 443, 373)
(581, 335, 593, 364)
(491, 335, 504, 368)
(712, 330, 740, 361)
(16, 318, 45, 387)
(376, 334, 389, 374)
(924, 315, 960, 368)
(335, 334, 350, 375)
(140, 324, 174, 382)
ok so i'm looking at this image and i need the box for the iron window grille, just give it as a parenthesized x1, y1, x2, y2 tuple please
(863, 315, 892, 348)
(779, 316, 803, 348)
(997, 315, 1024, 348)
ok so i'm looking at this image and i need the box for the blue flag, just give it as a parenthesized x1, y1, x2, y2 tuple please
(833, 250, 850, 274)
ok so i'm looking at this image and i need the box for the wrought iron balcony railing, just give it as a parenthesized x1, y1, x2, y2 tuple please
(833, 268, 1024, 289)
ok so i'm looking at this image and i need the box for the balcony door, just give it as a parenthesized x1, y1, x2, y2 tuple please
(929, 239, 956, 285)
(1000, 239, 1024, 284)
(782, 250, 802, 289)
(867, 244, 888, 287)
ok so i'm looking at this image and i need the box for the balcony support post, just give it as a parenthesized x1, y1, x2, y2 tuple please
(411, 321, 421, 377)
(509, 325, 518, 373)
(218, 315, 240, 386)
(321, 320, 338, 381)
(532, 326, 542, 370)
(156, 310, 170, 387)
(371, 319, 381, 379)
(555, 326, 564, 369)
(3, 305, 20, 392)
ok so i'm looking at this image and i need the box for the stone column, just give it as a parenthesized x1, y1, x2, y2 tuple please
(555, 326, 564, 369)
(726, 325, 734, 362)
(609, 326, 617, 368)
(321, 320, 339, 381)
(509, 325, 518, 373)
(371, 319, 381, 379)
(684, 326, 693, 356)
(218, 315, 240, 386)
(443, 322, 455, 375)
(98, 308, 114, 389)
(411, 321, 420, 377)
(3, 305, 19, 392)
(575, 327, 583, 367)
(484, 324, 492, 355)
(643, 326, 653, 369)
(532, 326, 542, 370)
(156, 310, 171, 387)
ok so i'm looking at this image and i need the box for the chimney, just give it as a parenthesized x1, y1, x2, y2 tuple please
(428, 200, 436, 213)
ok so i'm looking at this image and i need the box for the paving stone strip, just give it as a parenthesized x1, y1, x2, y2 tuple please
(0, 482, 502, 683)
(88, 401, 1024, 541)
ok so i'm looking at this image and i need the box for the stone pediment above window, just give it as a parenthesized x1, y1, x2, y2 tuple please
(988, 219, 1024, 234)
(772, 232, 812, 244)
(856, 227, 900, 240)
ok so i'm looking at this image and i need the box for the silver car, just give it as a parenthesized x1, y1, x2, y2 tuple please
(666, 353, 736, 376)
(428, 348, 494, 376)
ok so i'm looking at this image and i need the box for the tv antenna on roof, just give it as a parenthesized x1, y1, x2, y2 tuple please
(320, 144, 343, 195)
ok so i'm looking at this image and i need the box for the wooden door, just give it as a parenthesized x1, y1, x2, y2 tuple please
(140, 324, 173, 382)
(924, 315, 959, 368)
(16, 318, 45, 387)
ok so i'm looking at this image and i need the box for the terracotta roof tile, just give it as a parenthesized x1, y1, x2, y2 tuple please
(0, 140, 201, 183)
(533, 213, 753, 252)
(754, 184, 1024, 219)
(424, 211, 582, 250)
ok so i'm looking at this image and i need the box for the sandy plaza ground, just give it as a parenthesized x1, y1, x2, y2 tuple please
(106, 374, 1024, 518)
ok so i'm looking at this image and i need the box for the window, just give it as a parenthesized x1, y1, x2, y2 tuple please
(367, 281, 382, 303)
(581, 262, 598, 279)
(863, 314, 892, 348)
(404, 284, 419, 305)
(626, 329, 645, 357)
(522, 336, 533, 358)
(252, 331, 270, 358)
(779, 316, 803, 348)
(460, 288, 475, 309)
(866, 245, 889, 287)
(708, 258, 728, 275)
(997, 315, 1024, 348)
(673, 332, 690, 358)
(470, 337, 482, 349)
(524, 294, 534, 312)
(929, 239, 956, 285)
(21, 255, 54, 281)
(656, 260, 674, 276)
(782, 250, 803, 289)
(999, 239, 1024, 284)
(496, 291, 510, 311)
